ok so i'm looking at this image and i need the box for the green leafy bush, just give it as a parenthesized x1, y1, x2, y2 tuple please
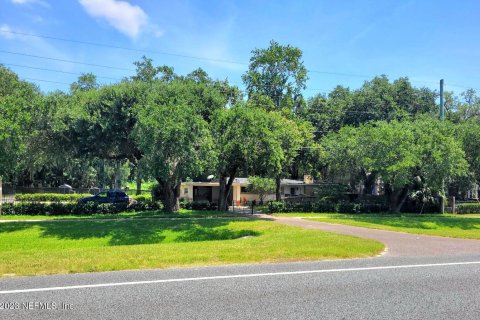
(182, 200, 216, 210)
(266, 200, 388, 214)
(456, 203, 480, 214)
(311, 201, 337, 213)
(0, 203, 15, 215)
(179, 198, 189, 208)
(314, 184, 352, 202)
(15, 193, 90, 202)
(268, 201, 285, 213)
(128, 200, 163, 212)
(0, 200, 163, 216)
(338, 202, 358, 213)
(47, 202, 77, 215)
(14, 202, 47, 215)
(357, 203, 389, 213)
(129, 194, 152, 201)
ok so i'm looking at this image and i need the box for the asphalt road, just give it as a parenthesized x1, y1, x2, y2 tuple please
(1, 255, 480, 320)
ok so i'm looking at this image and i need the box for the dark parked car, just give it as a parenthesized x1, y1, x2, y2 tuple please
(79, 190, 129, 204)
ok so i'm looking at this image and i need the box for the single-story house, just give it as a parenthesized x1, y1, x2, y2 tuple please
(180, 176, 316, 205)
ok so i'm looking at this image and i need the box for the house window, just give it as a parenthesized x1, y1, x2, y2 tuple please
(241, 187, 247, 192)
(184, 188, 188, 195)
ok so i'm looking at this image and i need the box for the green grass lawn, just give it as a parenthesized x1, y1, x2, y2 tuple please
(0, 209, 245, 221)
(0, 218, 383, 277)
(276, 213, 480, 239)
(124, 180, 157, 191)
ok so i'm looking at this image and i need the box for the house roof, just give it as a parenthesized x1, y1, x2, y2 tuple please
(228, 177, 249, 184)
(183, 177, 309, 186)
(281, 179, 305, 185)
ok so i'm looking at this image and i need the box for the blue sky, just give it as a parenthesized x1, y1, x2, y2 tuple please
(1, 0, 479, 97)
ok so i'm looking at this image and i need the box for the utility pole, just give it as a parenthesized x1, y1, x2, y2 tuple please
(440, 79, 445, 213)
(439, 79, 445, 120)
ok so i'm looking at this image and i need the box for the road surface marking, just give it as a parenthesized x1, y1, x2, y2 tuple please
(1, 261, 479, 295)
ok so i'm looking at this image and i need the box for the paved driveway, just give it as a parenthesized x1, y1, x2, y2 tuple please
(264, 215, 480, 257)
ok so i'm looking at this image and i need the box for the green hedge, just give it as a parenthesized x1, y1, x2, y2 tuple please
(129, 194, 152, 201)
(15, 193, 154, 203)
(182, 200, 217, 210)
(456, 203, 480, 214)
(0, 200, 163, 216)
(268, 200, 389, 214)
(15, 193, 91, 202)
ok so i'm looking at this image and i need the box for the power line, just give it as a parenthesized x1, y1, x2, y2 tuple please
(24, 77, 72, 85)
(2, 29, 474, 90)
(1, 62, 121, 81)
(0, 50, 135, 72)
(1, 49, 478, 94)
(445, 83, 480, 92)
(0, 29, 245, 66)
(308, 70, 371, 78)
(231, 82, 328, 93)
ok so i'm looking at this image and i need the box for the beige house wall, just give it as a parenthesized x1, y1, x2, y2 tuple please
(179, 180, 316, 203)
(240, 193, 276, 202)
(180, 184, 194, 201)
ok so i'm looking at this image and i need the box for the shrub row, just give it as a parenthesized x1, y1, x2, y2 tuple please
(0, 200, 163, 216)
(181, 200, 218, 211)
(456, 203, 480, 214)
(129, 194, 153, 201)
(15, 193, 90, 202)
(268, 201, 389, 214)
(14, 193, 153, 204)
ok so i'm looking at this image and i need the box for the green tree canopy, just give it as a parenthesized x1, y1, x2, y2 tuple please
(0, 65, 41, 180)
(456, 120, 480, 186)
(212, 104, 285, 210)
(242, 40, 308, 111)
(134, 101, 216, 212)
(322, 117, 468, 212)
(70, 73, 99, 93)
(247, 176, 276, 203)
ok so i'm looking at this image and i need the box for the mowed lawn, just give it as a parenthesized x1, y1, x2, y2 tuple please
(0, 209, 243, 221)
(0, 218, 383, 277)
(277, 213, 480, 239)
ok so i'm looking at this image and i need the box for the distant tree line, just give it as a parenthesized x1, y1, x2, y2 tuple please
(1, 40, 480, 212)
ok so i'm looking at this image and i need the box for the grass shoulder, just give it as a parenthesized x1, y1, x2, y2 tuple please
(0, 217, 383, 277)
(274, 212, 480, 239)
(0, 209, 246, 221)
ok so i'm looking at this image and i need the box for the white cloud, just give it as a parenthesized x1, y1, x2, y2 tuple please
(79, 0, 160, 39)
(11, 0, 50, 8)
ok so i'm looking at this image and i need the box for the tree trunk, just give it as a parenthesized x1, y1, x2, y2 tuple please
(157, 179, 180, 213)
(114, 160, 121, 190)
(136, 166, 142, 195)
(275, 175, 281, 201)
(386, 185, 409, 213)
(362, 170, 376, 195)
(218, 169, 237, 211)
(218, 174, 227, 211)
(394, 189, 409, 213)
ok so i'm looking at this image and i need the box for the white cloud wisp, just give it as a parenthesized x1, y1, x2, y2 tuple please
(79, 0, 159, 39)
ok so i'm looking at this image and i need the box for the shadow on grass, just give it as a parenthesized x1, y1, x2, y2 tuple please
(330, 215, 480, 231)
(0, 219, 261, 246)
